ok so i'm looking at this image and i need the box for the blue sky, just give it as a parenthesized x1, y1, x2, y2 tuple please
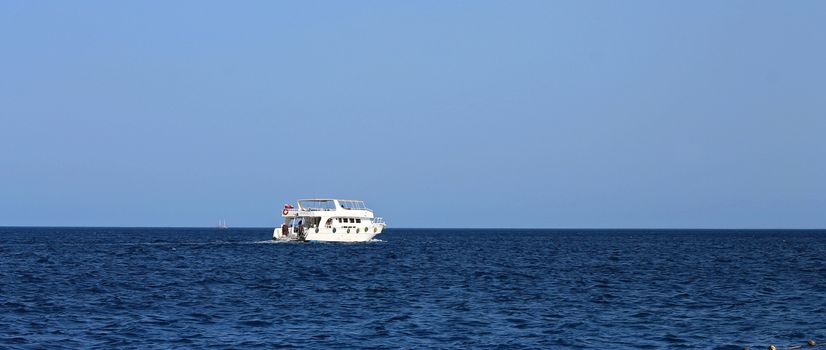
(1, 1, 824, 228)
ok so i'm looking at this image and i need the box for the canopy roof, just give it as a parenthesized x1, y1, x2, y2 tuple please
(297, 199, 369, 211)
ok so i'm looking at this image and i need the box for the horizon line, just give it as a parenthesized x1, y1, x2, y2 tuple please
(1, 225, 825, 230)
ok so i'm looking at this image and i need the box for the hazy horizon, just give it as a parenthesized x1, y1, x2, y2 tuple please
(2, 1, 825, 228)
(2, 226, 825, 231)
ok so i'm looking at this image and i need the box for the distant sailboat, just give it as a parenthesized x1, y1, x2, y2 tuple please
(217, 219, 228, 229)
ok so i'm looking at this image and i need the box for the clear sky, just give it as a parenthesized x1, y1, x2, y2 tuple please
(1, 1, 824, 228)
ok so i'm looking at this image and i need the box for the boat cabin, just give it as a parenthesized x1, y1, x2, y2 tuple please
(280, 199, 384, 238)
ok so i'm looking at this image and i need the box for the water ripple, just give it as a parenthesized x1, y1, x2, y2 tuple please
(0, 227, 824, 349)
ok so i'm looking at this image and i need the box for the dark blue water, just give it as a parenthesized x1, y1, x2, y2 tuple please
(1, 228, 825, 349)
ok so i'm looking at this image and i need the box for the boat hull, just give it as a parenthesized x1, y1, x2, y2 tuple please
(305, 231, 380, 242)
(273, 227, 383, 242)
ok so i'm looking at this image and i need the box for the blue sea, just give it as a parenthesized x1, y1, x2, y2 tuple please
(1, 228, 824, 349)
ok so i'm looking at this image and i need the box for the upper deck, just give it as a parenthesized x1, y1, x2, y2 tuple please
(284, 199, 374, 218)
(297, 199, 372, 211)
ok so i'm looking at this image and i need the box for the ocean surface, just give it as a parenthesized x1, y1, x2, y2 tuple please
(1, 228, 824, 349)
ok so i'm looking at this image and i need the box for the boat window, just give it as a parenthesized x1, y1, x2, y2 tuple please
(356, 219, 361, 223)
(299, 200, 336, 211)
(339, 200, 368, 210)
(349, 218, 355, 223)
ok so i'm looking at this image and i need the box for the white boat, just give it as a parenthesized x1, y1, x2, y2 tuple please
(273, 199, 386, 242)
(217, 219, 228, 229)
